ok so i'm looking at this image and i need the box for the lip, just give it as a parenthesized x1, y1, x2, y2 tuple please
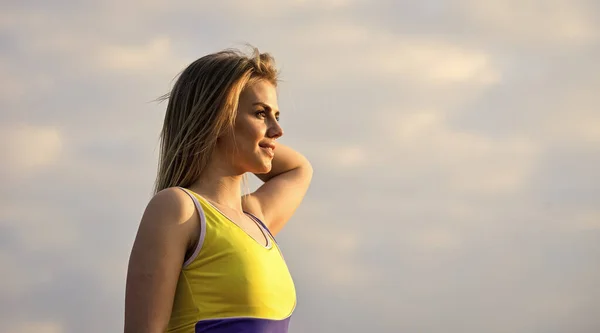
(259, 142, 276, 150)
(259, 142, 275, 158)
(260, 146, 275, 158)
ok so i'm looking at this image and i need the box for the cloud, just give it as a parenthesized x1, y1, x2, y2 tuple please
(8, 322, 64, 333)
(0, 124, 63, 176)
(95, 35, 185, 75)
(321, 144, 368, 168)
(281, 205, 378, 289)
(542, 104, 600, 145)
(289, 22, 501, 85)
(1, 1, 599, 332)
(376, 41, 500, 84)
(215, 0, 361, 17)
(381, 109, 540, 195)
(293, 0, 361, 8)
(459, 0, 598, 46)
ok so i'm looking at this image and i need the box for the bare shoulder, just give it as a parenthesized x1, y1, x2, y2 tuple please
(136, 187, 199, 251)
(145, 187, 197, 223)
(125, 187, 200, 332)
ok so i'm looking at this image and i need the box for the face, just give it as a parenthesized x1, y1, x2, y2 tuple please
(217, 80, 283, 174)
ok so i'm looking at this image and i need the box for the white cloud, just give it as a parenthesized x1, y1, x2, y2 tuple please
(331, 145, 368, 168)
(543, 108, 600, 145)
(393, 111, 440, 140)
(375, 40, 500, 84)
(300, 142, 369, 170)
(0, 124, 63, 175)
(460, 0, 598, 45)
(8, 321, 64, 333)
(386, 110, 539, 195)
(290, 23, 501, 85)
(96, 35, 183, 74)
(2, 1, 599, 332)
(0, 5, 186, 81)
(449, 137, 538, 195)
(215, 0, 362, 17)
(293, 0, 359, 8)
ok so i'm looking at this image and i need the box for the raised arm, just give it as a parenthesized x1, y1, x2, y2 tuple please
(124, 188, 199, 333)
(243, 143, 313, 235)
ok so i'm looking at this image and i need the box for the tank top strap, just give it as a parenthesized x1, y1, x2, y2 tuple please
(176, 186, 207, 267)
(244, 211, 276, 243)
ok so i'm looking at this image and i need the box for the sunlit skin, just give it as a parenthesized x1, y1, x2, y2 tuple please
(124, 79, 312, 333)
(216, 80, 284, 176)
(187, 80, 285, 246)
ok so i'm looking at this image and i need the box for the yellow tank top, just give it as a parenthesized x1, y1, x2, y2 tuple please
(167, 187, 296, 333)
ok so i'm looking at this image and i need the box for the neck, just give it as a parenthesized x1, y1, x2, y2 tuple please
(188, 156, 245, 212)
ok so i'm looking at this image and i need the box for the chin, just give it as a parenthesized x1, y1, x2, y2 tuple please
(255, 164, 272, 174)
(251, 159, 272, 174)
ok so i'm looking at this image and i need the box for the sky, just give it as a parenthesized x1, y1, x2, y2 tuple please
(1, 0, 599, 332)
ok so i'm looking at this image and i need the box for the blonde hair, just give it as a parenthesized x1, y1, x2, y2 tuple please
(154, 46, 279, 194)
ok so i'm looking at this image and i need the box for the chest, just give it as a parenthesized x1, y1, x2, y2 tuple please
(186, 216, 296, 318)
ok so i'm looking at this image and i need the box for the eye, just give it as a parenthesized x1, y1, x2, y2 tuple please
(255, 110, 267, 118)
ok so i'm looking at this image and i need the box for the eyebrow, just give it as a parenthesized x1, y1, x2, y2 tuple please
(252, 102, 280, 116)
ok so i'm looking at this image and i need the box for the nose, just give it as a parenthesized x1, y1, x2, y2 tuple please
(267, 120, 284, 139)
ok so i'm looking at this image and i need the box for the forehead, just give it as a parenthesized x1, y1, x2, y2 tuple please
(240, 80, 278, 109)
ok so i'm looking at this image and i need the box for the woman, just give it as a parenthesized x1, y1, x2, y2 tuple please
(124, 47, 313, 333)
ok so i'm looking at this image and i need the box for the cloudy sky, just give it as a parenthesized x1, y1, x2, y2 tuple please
(1, 1, 599, 332)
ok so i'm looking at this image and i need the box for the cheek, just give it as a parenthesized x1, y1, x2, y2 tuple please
(231, 126, 259, 154)
(236, 119, 263, 141)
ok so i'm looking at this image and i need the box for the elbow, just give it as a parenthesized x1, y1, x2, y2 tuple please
(300, 155, 313, 175)
(298, 158, 313, 181)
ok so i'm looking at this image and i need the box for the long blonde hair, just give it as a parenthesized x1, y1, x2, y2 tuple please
(154, 46, 279, 194)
